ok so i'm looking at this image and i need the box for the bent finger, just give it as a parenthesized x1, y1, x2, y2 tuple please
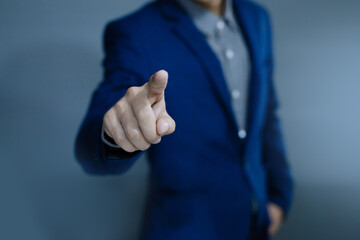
(156, 111, 176, 136)
(130, 94, 160, 143)
(120, 105, 151, 151)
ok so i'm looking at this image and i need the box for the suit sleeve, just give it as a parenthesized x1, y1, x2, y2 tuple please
(74, 21, 150, 175)
(261, 10, 294, 215)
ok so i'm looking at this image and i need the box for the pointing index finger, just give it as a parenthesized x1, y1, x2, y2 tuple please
(147, 70, 168, 101)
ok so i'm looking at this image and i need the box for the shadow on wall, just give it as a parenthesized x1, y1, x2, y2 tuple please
(0, 42, 149, 240)
(275, 183, 360, 240)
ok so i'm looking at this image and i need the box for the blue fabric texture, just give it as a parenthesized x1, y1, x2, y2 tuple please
(75, 0, 294, 239)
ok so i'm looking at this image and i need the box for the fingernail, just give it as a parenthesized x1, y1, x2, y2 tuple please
(152, 138, 161, 144)
(159, 122, 169, 135)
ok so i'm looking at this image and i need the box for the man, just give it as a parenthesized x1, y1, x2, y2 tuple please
(75, 0, 294, 239)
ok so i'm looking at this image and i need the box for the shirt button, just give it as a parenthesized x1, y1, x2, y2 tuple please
(231, 89, 241, 99)
(225, 49, 234, 59)
(217, 21, 225, 30)
(238, 129, 247, 139)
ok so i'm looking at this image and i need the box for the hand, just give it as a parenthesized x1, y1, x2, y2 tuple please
(103, 70, 176, 152)
(267, 202, 284, 236)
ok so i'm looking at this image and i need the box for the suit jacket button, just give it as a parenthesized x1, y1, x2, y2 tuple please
(238, 129, 246, 139)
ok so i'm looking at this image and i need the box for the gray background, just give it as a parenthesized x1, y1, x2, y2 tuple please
(0, 0, 359, 239)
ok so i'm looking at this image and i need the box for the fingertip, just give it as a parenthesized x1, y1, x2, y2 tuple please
(148, 70, 168, 96)
(156, 69, 168, 79)
(157, 121, 170, 135)
(152, 70, 168, 84)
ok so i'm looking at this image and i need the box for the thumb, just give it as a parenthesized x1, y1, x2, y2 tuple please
(148, 70, 168, 98)
(156, 111, 176, 136)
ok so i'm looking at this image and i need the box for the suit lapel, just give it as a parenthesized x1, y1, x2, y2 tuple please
(160, 0, 265, 139)
(160, 0, 237, 127)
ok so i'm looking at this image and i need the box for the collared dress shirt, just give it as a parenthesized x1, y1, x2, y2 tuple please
(178, 0, 251, 139)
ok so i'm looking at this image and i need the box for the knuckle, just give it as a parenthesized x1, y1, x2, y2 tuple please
(114, 136, 135, 152)
(137, 109, 151, 122)
(145, 134, 157, 143)
(122, 144, 137, 153)
(150, 134, 158, 142)
(103, 114, 115, 134)
(104, 107, 116, 119)
(138, 143, 150, 151)
(125, 148, 137, 153)
(103, 111, 111, 124)
(126, 87, 137, 98)
(152, 136, 161, 144)
(113, 136, 124, 147)
(115, 100, 124, 111)
(126, 128, 141, 141)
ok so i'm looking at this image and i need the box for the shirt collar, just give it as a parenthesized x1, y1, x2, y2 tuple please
(177, 0, 238, 38)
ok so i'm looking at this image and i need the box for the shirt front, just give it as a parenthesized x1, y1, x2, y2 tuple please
(177, 0, 251, 138)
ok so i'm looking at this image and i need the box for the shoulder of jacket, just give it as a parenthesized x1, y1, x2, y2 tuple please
(104, 1, 162, 35)
(240, 0, 270, 20)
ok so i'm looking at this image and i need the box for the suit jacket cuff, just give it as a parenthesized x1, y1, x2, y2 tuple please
(268, 194, 292, 218)
(101, 124, 122, 149)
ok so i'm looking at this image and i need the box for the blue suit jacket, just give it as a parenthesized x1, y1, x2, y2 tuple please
(75, 0, 294, 239)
